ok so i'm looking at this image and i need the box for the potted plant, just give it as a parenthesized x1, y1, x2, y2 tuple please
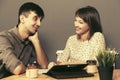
(96, 48, 117, 80)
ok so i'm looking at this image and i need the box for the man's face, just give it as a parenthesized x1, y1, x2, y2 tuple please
(22, 11, 41, 35)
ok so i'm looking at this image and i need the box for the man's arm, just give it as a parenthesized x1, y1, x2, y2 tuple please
(28, 32, 48, 69)
(0, 49, 26, 75)
(0, 32, 26, 75)
(13, 62, 26, 75)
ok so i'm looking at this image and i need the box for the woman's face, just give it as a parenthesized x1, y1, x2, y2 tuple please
(74, 16, 90, 35)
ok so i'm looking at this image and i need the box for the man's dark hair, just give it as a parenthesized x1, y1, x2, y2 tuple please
(18, 2, 44, 24)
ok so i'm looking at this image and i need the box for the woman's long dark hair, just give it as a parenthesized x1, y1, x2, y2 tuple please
(75, 6, 102, 37)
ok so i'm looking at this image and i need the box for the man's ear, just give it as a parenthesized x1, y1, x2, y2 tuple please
(20, 15, 25, 24)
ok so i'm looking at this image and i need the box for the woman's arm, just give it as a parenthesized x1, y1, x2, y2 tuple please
(58, 37, 71, 63)
(90, 32, 106, 58)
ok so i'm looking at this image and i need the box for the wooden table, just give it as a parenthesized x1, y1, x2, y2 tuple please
(2, 68, 120, 80)
(1, 72, 99, 80)
(113, 69, 120, 80)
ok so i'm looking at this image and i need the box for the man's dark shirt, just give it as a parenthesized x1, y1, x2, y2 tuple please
(0, 26, 36, 78)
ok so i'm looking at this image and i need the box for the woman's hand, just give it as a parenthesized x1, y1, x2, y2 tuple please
(48, 61, 61, 69)
(48, 62, 56, 69)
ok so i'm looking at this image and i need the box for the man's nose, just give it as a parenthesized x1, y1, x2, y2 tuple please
(36, 19, 41, 27)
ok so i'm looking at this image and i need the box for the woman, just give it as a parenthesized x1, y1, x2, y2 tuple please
(48, 6, 106, 68)
(58, 6, 106, 63)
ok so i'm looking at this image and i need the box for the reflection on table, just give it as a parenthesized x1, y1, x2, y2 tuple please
(113, 69, 120, 80)
(2, 69, 100, 80)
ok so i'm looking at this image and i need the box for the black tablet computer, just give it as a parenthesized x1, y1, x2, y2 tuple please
(44, 64, 94, 79)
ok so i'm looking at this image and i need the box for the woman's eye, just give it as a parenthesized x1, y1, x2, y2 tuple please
(75, 19, 77, 21)
(79, 21, 83, 24)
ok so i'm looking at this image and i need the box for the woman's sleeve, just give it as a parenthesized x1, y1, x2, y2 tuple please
(91, 32, 106, 57)
(58, 37, 71, 63)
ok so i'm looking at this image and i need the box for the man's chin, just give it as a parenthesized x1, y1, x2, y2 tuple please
(29, 32, 36, 36)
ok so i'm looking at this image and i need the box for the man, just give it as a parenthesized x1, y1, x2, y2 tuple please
(0, 2, 48, 78)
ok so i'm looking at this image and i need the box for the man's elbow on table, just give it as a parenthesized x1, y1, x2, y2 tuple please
(13, 63, 26, 75)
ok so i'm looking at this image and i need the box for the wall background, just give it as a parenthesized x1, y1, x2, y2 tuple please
(0, 0, 120, 62)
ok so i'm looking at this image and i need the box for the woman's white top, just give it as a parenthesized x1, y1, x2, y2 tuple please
(58, 32, 106, 63)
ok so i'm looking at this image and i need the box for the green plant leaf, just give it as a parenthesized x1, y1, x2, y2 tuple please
(96, 48, 117, 67)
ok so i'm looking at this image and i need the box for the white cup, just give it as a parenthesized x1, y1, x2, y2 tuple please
(26, 69, 38, 78)
(86, 60, 97, 73)
(86, 65, 97, 73)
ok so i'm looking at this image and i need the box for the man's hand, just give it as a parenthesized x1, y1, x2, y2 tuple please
(13, 62, 25, 75)
(28, 32, 39, 43)
(28, 32, 48, 68)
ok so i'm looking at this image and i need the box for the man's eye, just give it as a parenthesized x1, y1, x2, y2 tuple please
(33, 16, 38, 21)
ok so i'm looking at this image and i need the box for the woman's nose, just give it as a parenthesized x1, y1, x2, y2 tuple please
(74, 21, 79, 27)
